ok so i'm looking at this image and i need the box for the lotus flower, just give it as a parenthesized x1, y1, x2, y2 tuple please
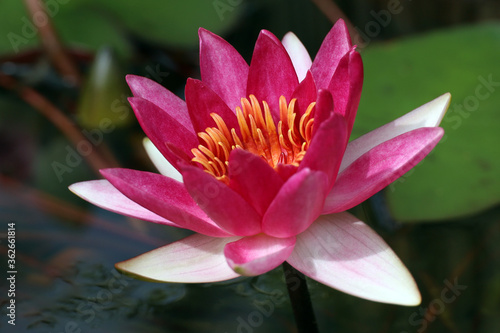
(70, 19, 450, 306)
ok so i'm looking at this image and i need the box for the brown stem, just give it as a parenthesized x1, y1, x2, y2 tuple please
(23, 0, 81, 85)
(310, 0, 364, 45)
(0, 73, 119, 174)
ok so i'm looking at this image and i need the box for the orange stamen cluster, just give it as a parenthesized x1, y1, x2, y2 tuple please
(191, 95, 315, 183)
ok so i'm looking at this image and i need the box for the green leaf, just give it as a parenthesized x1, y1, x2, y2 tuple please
(0, 0, 241, 56)
(89, 0, 242, 48)
(354, 23, 500, 222)
(53, 7, 132, 58)
(0, 1, 39, 54)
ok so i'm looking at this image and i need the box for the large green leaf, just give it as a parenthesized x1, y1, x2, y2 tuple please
(87, 0, 243, 47)
(355, 23, 500, 222)
(0, 0, 131, 57)
(0, 0, 241, 57)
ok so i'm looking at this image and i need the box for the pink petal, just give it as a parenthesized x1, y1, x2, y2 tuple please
(327, 48, 363, 135)
(129, 97, 198, 168)
(323, 127, 444, 214)
(291, 71, 317, 117)
(69, 180, 180, 227)
(199, 28, 249, 111)
(339, 93, 451, 173)
(126, 75, 193, 133)
(101, 168, 231, 237)
(281, 32, 312, 82)
(310, 19, 352, 89)
(287, 212, 421, 306)
(116, 233, 241, 283)
(224, 234, 296, 276)
(142, 138, 183, 182)
(185, 78, 239, 134)
(181, 165, 262, 236)
(228, 149, 284, 216)
(300, 92, 348, 189)
(275, 164, 298, 182)
(311, 89, 334, 137)
(247, 30, 299, 119)
(262, 169, 328, 238)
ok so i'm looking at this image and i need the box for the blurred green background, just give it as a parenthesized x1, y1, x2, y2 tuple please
(0, 0, 499, 332)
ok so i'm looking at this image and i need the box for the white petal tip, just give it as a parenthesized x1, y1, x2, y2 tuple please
(115, 234, 240, 283)
(114, 262, 169, 283)
(142, 137, 183, 182)
(414, 92, 452, 127)
(281, 31, 312, 82)
(288, 213, 423, 307)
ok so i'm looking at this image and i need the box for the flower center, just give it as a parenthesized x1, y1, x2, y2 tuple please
(191, 95, 315, 183)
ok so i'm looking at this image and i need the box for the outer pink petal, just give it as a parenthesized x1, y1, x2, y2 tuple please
(327, 48, 363, 135)
(116, 233, 241, 283)
(310, 19, 352, 89)
(199, 28, 249, 111)
(339, 93, 451, 173)
(129, 97, 198, 168)
(224, 234, 296, 276)
(228, 149, 284, 216)
(181, 165, 262, 236)
(101, 168, 231, 237)
(262, 169, 328, 238)
(69, 180, 180, 227)
(282, 32, 312, 82)
(185, 78, 239, 134)
(126, 75, 194, 133)
(247, 30, 299, 119)
(287, 212, 421, 306)
(323, 127, 444, 214)
(300, 92, 348, 189)
(291, 71, 317, 117)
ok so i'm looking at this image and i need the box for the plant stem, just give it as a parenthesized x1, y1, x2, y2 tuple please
(0, 73, 120, 175)
(24, 0, 81, 85)
(282, 262, 320, 333)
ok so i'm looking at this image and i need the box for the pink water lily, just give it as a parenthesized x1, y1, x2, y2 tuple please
(70, 19, 450, 306)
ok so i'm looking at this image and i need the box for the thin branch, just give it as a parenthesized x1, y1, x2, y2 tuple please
(23, 0, 81, 85)
(0, 175, 162, 247)
(0, 73, 120, 174)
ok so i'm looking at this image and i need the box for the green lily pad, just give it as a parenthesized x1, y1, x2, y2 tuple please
(354, 23, 500, 222)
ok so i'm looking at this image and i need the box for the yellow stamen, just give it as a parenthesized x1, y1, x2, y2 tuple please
(191, 95, 316, 183)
